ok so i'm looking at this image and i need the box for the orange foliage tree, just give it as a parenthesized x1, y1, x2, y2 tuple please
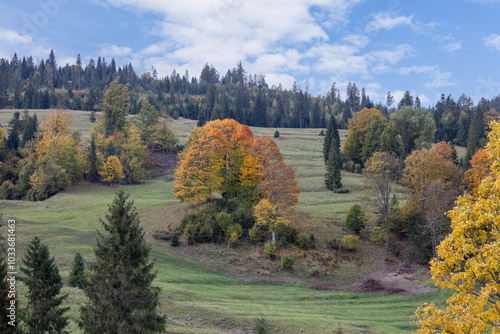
(464, 148, 491, 196)
(430, 141, 457, 163)
(174, 119, 259, 204)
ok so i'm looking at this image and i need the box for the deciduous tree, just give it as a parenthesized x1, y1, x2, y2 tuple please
(415, 121, 500, 333)
(362, 152, 399, 250)
(100, 155, 124, 184)
(464, 148, 491, 196)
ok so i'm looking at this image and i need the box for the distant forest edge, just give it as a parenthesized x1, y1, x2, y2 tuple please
(1, 50, 500, 155)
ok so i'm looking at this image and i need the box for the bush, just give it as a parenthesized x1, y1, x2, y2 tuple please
(183, 223, 196, 245)
(295, 232, 309, 249)
(253, 317, 270, 334)
(264, 241, 276, 259)
(274, 130, 280, 138)
(343, 160, 354, 172)
(152, 230, 171, 241)
(276, 223, 298, 247)
(319, 129, 325, 136)
(179, 204, 223, 244)
(226, 223, 243, 247)
(370, 227, 386, 246)
(345, 204, 365, 235)
(333, 188, 350, 194)
(170, 233, 179, 247)
(249, 225, 262, 244)
(341, 234, 360, 251)
(280, 255, 295, 270)
(354, 163, 362, 174)
(308, 267, 320, 277)
(327, 237, 340, 250)
(216, 211, 232, 233)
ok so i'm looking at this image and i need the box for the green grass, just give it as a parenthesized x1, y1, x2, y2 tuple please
(0, 113, 446, 333)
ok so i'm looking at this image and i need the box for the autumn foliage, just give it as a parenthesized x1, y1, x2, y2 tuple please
(464, 148, 491, 196)
(174, 119, 298, 207)
(415, 121, 500, 332)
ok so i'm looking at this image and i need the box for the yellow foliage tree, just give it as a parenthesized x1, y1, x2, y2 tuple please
(39, 110, 72, 137)
(464, 148, 491, 196)
(100, 156, 125, 184)
(415, 121, 500, 333)
(254, 198, 289, 243)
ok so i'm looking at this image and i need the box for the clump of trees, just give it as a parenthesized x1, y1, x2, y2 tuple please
(174, 119, 300, 247)
(415, 120, 500, 332)
(0, 79, 177, 200)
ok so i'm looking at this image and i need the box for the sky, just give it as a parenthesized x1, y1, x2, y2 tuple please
(1, 0, 500, 106)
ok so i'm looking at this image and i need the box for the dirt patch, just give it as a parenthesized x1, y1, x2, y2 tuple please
(361, 278, 384, 292)
(348, 272, 436, 296)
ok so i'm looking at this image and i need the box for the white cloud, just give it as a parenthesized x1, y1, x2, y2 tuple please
(100, 44, 132, 57)
(343, 34, 369, 49)
(440, 42, 462, 54)
(0, 28, 32, 44)
(366, 13, 413, 32)
(398, 65, 455, 89)
(485, 34, 500, 51)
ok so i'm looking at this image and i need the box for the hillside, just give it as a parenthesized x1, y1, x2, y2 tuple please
(0, 110, 450, 333)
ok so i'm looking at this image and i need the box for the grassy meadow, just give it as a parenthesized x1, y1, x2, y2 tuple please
(0, 110, 448, 333)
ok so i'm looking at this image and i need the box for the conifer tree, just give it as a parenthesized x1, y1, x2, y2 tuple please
(80, 191, 166, 333)
(68, 252, 85, 289)
(323, 114, 340, 164)
(325, 137, 342, 191)
(20, 237, 68, 333)
(88, 134, 99, 183)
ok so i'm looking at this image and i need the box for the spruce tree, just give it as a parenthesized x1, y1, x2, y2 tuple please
(323, 114, 340, 164)
(68, 252, 85, 289)
(88, 134, 99, 183)
(20, 237, 68, 333)
(325, 137, 342, 191)
(80, 191, 166, 333)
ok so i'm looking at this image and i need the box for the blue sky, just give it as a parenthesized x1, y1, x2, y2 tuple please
(1, 0, 500, 106)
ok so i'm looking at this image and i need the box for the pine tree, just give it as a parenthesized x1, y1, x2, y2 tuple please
(88, 134, 99, 183)
(20, 237, 68, 333)
(68, 252, 85, 289)
(325, 137, 342, 191)
(80, 191, 166, 333)
(323, 114, 340, 164)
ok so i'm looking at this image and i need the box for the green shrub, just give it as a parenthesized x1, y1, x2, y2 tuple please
(264, 241, 276, 260)
(280, 255, 295, 270)
(170, 233, 179, 247)
(152, 230, 171, 241)
(295, 232, 309, 249)
(341, 234, 360, 251)
(319, 129, 325, 136)
(276, 223, 298, 247)
(274, 130, 280, 138)
(333, 188, 350, 194)
(327, 237, 340, 249)
(370, 227, 386, 246)
(226, 223, 243, 247)
(183, 223, 196, 245)
(249, 225, 262, 244)
(253, 317, 270, 334)
(354, 163, 362, 174)
(307, 267, 320, 277)
(345, 204, 365, 235)
(216, 211, 232, 233)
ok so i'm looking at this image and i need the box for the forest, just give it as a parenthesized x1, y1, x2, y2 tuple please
(1, 50, 500, 333)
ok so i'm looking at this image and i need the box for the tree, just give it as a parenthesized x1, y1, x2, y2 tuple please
(69, 252, 85, 289)
(343, 108, 384, 165)
(464, 148, 491, 196)
(254, 198, 284, 243)
(390, 106, 436, 158)
(415, 121, 500, 333)
(80, 191, 166, 333)
(20, 237, 68, 333)
(135, 98, 160, 146)
(325, 136, 342, 190)
(430, 141, 456, 163)
(100, 155, 125, 184)
(88, 134, 100, 183)
(362, 152, 399, 250)
(152, 120, 177, 152)
(100, 78, 129, 136)
(323, 114, 340, 164)
(345, 204, 365, 235)
(174, 119, 256, 204)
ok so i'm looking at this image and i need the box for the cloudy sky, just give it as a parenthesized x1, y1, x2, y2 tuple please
(1, 0, 500, 105)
